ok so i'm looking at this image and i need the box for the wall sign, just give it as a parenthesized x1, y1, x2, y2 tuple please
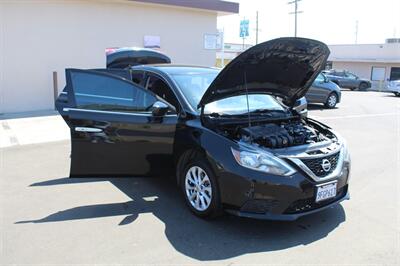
(144, 35, 161, 48)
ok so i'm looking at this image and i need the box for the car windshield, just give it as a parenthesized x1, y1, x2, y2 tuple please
(171, 71, 286, 115)
(171, 71, 217, 109)
(315, 73, 325, 82)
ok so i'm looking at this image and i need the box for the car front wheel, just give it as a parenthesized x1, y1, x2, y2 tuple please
(359, 82, 369, 91)
(325, 93, 338, 108)
(394, 92, 400, 97)
(181, 157, 222, 218)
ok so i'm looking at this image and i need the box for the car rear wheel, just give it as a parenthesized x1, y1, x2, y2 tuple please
(325, 93, 338, 108)
(181, 156, 222, 218)
(359, 82, 368, 91)
(394, 92, 400, 97)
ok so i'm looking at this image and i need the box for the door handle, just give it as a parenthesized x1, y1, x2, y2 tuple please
(75, 127, 103, 133)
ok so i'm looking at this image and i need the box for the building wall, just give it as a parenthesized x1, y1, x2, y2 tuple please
(329, 43, 400, 62)
(0, 0, 217, 113)
(332, 61, 400, 89)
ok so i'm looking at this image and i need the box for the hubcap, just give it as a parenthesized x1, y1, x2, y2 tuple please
(328, 95, 337, 107)
(185, 166, 212, 211)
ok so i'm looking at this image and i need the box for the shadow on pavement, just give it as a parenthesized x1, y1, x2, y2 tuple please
(17, 176, 346, 261)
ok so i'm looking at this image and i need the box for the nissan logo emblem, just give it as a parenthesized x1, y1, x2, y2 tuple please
(321, 159, 331, 172)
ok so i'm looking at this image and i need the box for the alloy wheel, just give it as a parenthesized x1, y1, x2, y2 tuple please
(185, 166, 212, 211)
(327, 94, 337, 108)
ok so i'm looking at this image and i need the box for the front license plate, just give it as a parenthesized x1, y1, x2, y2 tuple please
(316, 182, 337, 202)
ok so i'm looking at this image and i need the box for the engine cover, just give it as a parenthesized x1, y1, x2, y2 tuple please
(239, 122, 312, 148)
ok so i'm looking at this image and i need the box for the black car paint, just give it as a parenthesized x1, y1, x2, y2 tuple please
(199, 37, 330, 107)
(56, 38, 349, 221)
(107, 48, 171, 69)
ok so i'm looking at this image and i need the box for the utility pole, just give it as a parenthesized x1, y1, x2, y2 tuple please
(288, 0, 303, 37)
(220, 29, 225, 67)
(355, 20, 359, 44)
(256, 11, 259, 44)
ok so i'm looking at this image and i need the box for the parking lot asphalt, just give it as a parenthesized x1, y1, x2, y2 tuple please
(1, 91, 399, 265)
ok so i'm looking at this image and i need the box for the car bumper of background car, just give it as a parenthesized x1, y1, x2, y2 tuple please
(218, 161, 350, 221)
(387, 86, 400, 93)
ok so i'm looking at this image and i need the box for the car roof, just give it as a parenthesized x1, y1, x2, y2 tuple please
(131, 64, 220, 75)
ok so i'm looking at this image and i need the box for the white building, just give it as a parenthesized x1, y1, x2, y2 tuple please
(328, 39, 400, 89)
(216, 42, 252, 67)
(0, 0, 238, 114)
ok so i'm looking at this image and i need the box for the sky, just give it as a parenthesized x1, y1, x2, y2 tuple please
(217, 0, 400, 45)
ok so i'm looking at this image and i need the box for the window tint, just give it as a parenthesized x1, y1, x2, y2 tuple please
(131, 71, 145, 85)
(147, 75, 180, 110)
(70, 71, 156, 112)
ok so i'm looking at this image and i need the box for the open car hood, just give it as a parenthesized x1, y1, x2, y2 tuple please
(106, 47, 171, 69)
(198, 37, 330, 108)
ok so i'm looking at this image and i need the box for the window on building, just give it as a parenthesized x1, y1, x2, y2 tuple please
(389, 67, 400, 81)
(371, 67, 386, 81)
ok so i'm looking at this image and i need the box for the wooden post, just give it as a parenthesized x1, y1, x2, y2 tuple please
(53, 71, 58, 109)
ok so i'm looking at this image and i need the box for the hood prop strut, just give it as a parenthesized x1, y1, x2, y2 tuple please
(244, 70, 251, 128)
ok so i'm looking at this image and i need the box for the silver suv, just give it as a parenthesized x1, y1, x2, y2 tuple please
(323, 69, 371, 91)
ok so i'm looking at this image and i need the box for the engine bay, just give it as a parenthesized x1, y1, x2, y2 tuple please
(213, 118, 334, 149)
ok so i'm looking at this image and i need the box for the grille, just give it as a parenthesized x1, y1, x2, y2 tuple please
(301, 152, 340, 177)
(240, 199, 279, 214)
(284, 185, 347, 214)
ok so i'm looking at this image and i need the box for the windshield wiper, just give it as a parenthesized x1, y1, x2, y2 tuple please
(249, 108, 286, 114)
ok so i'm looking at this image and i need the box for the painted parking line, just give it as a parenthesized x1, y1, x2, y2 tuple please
(311, 112, 398, 120)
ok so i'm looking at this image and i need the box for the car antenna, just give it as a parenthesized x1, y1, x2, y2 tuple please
(244, 70, 251, 128)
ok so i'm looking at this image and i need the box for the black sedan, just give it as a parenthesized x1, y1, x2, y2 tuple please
(56, 38, 351, 221)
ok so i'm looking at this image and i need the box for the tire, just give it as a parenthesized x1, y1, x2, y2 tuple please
(325, 92, 338, 108)
(358, 82, 368, 91)
(180, 154, 222, 218)
(395, 92, 400, 97)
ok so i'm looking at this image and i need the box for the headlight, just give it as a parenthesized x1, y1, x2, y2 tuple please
(231, 148, 296, 176)
(341, 140, 351, 163)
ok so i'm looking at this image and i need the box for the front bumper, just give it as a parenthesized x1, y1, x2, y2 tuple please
(225, 187, 349, 221)
(216, 156, 351, 221)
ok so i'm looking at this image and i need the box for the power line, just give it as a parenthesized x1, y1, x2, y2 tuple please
(288, 0, 303, 37)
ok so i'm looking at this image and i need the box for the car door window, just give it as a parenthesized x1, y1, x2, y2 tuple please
(314, 73, 325, 83)
(146, 75, 180, 110)
(131, 70, 146, 86)
(68, 70, 157, 112)
(345, 73, 357, 79)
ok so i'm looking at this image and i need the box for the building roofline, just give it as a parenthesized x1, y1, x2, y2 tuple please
(329, 58, 400, 63)
(129, 0, 239, 14)
(328, 43, 400, 46)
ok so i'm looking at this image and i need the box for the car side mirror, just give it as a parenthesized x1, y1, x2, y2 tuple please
(293, 97, 308, 118)
(151, 101, 171, 116)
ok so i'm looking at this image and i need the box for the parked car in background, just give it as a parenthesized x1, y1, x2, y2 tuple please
(323, 69, 371, 91)
(305, 73, 341, 108)
(387, 80, 400, 96)
(56, 38, 350, 221)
